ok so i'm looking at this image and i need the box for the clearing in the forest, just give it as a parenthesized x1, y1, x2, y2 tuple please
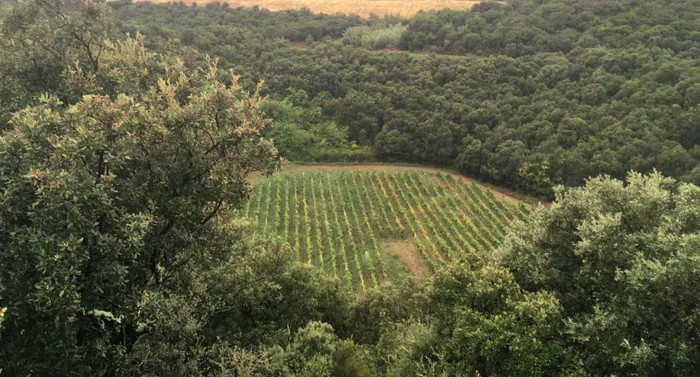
(244, 169, 529, 290)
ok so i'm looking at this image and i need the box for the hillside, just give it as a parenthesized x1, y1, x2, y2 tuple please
(113, 0, 700, 200)
(2, 0, 699, 375)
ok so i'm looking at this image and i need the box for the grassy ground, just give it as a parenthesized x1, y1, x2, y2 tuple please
(136, 0, 481, 17)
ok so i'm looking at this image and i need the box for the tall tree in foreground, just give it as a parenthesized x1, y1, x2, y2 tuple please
(0, 1, 308, 373)
(0, 44, 281, 374)
(500, 172, 700, 376)
(0, 2, 372, 375)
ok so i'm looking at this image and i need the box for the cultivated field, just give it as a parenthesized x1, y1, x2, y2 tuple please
(137, 0, 482, 17)
(244, 169, 529, 290)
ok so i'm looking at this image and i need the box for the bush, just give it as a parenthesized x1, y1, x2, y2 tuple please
(343, 23, 406, 50)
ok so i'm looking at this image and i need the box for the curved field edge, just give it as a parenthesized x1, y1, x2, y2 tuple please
(244, 167, 531, 290)
(272, 162, 541, 206)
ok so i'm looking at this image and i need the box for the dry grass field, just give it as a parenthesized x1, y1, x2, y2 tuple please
(138, 0, 483, 17)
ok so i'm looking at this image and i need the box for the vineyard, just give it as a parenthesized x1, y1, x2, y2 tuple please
(244, 169, 529, 291)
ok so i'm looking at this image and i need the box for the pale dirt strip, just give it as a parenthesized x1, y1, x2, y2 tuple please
(135, 0, 481, 18)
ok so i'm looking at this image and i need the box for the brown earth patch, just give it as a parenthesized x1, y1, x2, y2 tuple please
(381, 239, 431, 278)
(288, 40, 307, 49)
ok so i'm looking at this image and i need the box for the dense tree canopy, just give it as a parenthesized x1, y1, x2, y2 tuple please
(0, 42, 282, 377)
(0, 1, 325, 375)
(500, 172, 700, 376)
(340, 173, 700, 377)
(111, 0, 700, 198)
(1, 0, 699, 376)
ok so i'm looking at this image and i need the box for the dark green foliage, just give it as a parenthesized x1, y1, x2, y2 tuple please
(2, 0, 700, 376)
(110, 0, 700, 198)
(0, 53, 280, 375)
(0, 0, 115, 123)
(347, 280, 429, 344)
(0, 1, 358, 375)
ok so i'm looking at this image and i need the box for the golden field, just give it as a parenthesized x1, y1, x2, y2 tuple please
(136, 0, 483, 17)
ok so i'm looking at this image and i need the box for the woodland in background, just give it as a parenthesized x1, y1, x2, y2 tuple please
(0, 0, 698, 376)
(110, 0, 700, 199)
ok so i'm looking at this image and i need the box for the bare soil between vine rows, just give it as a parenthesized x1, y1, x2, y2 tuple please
(380, 239, 431, 278)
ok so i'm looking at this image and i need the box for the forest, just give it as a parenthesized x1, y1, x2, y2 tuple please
(108, 0, 700, 198)
(0, 0, 699, 376)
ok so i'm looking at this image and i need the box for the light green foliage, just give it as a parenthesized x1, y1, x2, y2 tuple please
(246, 170, 528, 290)
(500, 172, 700, 376)
(376, 321, 437, 377)
(272, 321, 374, 377)
(0, 53, 278, 373)
(373, 260, 571, 377)
(518, 160, 554, 199)
(285, 321, 339, 375)
(207, 343, 283, 377)
(427, 262, 568, 376)
(343, 23, 407, 50)
(262, 89, 372, 162)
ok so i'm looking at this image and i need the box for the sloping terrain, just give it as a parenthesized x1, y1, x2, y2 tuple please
(245, 169, 529, 289)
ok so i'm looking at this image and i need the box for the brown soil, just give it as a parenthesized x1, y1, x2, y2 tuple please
(288, 40, 307, 49)
(279, 163, 528, 206)
(380, 239, 431, 278)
